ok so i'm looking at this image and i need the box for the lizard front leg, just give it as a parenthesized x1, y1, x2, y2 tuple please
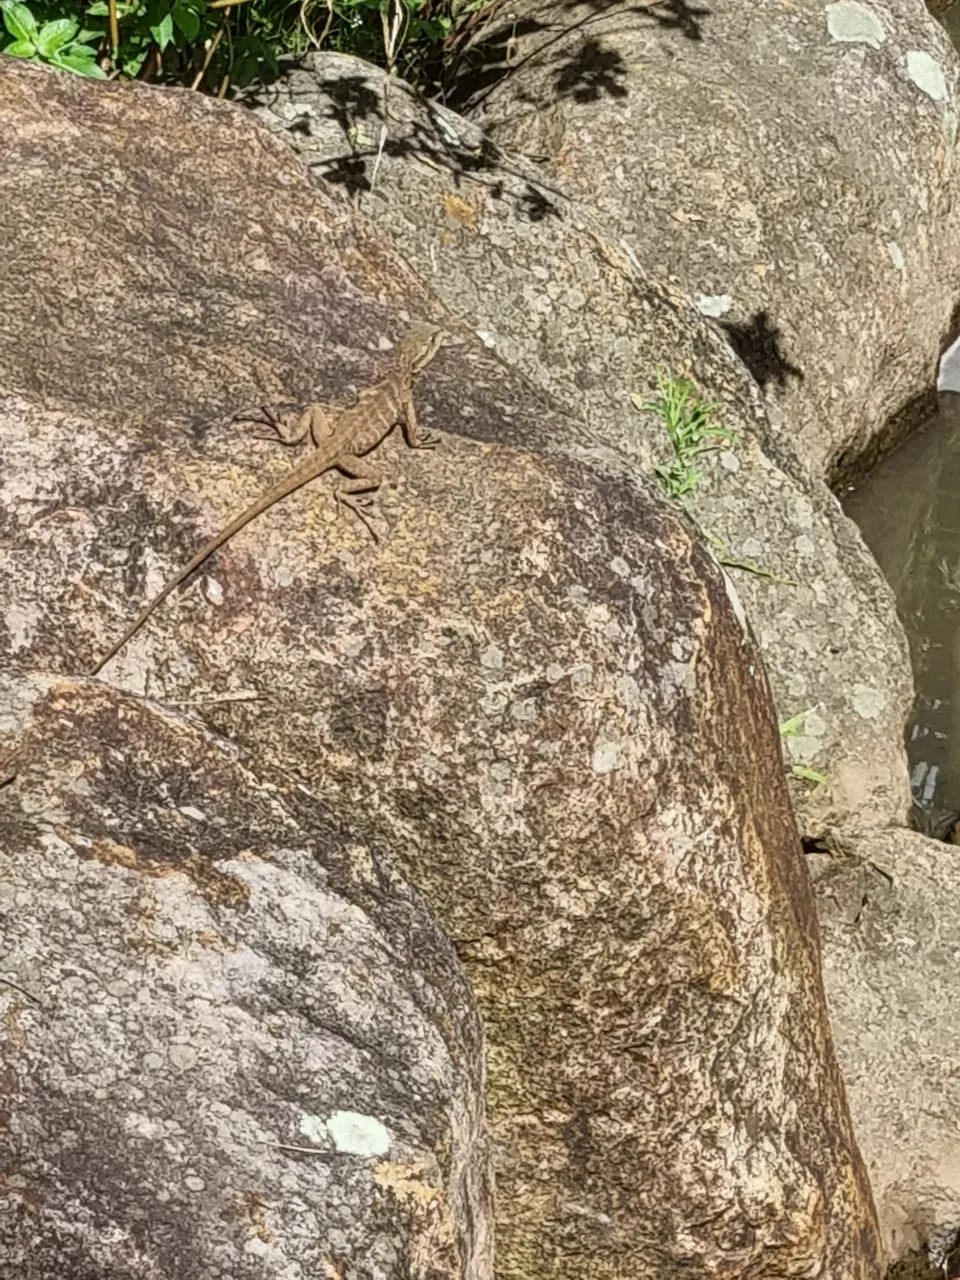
(400, 392, 440, 451)
(234, 405, 306, 446)
(236, 401, 345, 449)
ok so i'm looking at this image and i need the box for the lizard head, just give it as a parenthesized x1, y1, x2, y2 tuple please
(400, 323, 445, 373)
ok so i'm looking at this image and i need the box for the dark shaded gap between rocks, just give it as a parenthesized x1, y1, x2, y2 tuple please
(843, 392, 960, 843)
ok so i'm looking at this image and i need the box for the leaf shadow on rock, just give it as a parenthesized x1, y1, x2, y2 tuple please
(555, 0, 710, 37)
(644, 0, 710, 40)
(319, 72, 383, 136)
(445, 0, 711, 109)
(515, 183, 562, 221)
(301, 73, 563, 220)
(553, 36, 629, 103)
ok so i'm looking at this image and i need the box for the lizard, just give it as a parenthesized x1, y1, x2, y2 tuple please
(89, 322, 444, 676)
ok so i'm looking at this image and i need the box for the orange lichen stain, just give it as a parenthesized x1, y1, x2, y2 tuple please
(135, 893, 158, 923)
(373, 1160, 460, 1273)
(49, 683, 90, 713)
(62, 833, 250, 909)
(242, 1190, 275, 1244)
(3, 1003, 28, 1050)
(195, 930, 231, 951)
(85, 836, 140, 871)
(183, 855, 251, 909)
(0, 1177, 38, 1217)
(232, 848, 268, 864)
(374, 1159, 445, 1207)
(478, 585, 539, 620)
(443, 193, 478, 231)
(221, 1190, 275, 1244)
(318, 1259, 347, 1280)
(377, 555, 442, 601)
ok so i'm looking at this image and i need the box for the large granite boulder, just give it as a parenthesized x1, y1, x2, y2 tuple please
(0, 669, 492, 1278)
(456, 0, 960, 483)
(0, 60, 880, 1278)
(812, 828, 960, 1266)
(237, 50, 914, 836)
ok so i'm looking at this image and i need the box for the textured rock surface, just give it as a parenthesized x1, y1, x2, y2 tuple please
(457, 0, 960, 482)
(237, 51, 914, 835)
(0, 669, 491, 1278)
(811, 829, 960, 1263)
(0, 61, 881, 1277)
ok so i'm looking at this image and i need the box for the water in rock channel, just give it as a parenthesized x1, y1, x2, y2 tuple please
(844, 395, 960, 831)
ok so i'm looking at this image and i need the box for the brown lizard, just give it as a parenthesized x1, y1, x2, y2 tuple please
(90, 322, 444, 675)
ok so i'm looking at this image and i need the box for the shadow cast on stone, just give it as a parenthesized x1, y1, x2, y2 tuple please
(317, 153, 372, 197)
(722, 310, 805, 393)
(442, 15, 550, 109)
(560, 0, 709, 37)
(646, 0, 710, 40)
(235, 51, 308, 91)
(238, 40, 567, 222)
(554, 36, 628, 102)
(445, 0, 710, 107)
(307, 97, 564, 224)
(516, 183, 562, 221)
(319, 74, 384, 133)
(249, 71, 386, 199)
(832, 384, 938, 492)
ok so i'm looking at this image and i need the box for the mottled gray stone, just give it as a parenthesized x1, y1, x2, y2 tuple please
(812, 828, 960, 1261)
(0, 669, 491, 1278)
(460, 0, 960, 487)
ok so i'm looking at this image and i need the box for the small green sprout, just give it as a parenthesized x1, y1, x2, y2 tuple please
(778, 710, 828, 785)
(636, 366, 739, 501)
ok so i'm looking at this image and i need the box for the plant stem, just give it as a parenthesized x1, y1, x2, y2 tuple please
(191, 12, 228, 90)
(716, 555, 798, 587)
(108, 0, 119, 56)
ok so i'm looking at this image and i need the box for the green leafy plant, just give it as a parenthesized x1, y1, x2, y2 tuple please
(1, 0, 105, 74)
(778, 711, 808, 738)
(84, 0, 225, 83)
(637, 367, 739, 501)
(778, 710, 828, 786)
(0, 0, 493, 93)
(636, 369, 796, 587)
(0, 0, 505, 94)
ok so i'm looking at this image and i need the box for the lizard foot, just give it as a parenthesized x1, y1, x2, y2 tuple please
(334, 491, 382, 544)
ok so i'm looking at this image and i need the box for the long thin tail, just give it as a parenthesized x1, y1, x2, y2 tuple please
(89, 451, 331, 675)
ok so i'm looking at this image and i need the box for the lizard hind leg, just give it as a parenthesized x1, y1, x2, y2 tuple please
(256, 401, 348, 448)
(331, 454, 384, 543)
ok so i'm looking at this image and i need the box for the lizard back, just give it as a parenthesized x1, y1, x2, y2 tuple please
(340, 367, 410, 455)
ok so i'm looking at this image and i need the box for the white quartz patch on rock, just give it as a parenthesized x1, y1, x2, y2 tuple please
(906, 50, 947, 102)
(825, 1, 885, 50)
